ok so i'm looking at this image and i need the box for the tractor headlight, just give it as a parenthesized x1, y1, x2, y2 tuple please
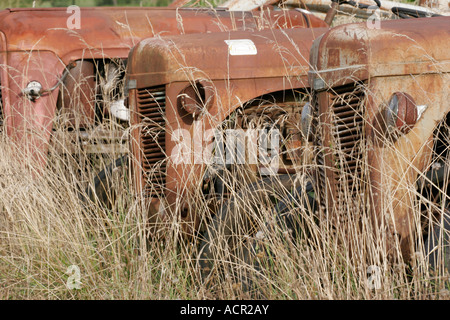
(23, 81, 43, 102)
(385, 92, 418, 134)
(178, 81, 214, 118)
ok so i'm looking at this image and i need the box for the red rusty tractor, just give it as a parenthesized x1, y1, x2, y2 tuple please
(0, 5, 320, 206)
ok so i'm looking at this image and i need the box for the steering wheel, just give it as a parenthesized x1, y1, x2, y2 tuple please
(391, 6, 442, 19)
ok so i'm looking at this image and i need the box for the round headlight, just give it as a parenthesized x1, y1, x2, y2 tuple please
(385, 92, 417, 134)
(301, 102, 313, 141)
(23, 81, 43, 101)
(178, 81, 214, 118)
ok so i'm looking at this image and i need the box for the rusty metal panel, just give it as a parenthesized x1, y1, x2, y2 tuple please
(310, 16, 450, 87)
(128, 27, 328, 89)
(60, 61, 96, 128)
(0, 7, 324, 64)
(0, 6, 321, 168)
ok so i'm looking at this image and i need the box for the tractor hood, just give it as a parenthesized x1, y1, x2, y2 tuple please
(0, 6, 325, 170)
(0, 7, 324, 63)
(309, 16, 450, 89)
(127, 27, 328, 88)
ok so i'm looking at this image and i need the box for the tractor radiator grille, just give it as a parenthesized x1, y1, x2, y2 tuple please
(330, 83, 366, 199)
(137, 86, 167, 198)
(316, 82, 367, 214)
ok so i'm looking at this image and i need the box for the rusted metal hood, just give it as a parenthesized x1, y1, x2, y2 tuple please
(309, 16, 450, 87)
(0, 7, 312, 64)
(128, 27, 328, 87)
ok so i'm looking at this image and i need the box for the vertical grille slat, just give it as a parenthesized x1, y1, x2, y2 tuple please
(137, 86, 167, 198)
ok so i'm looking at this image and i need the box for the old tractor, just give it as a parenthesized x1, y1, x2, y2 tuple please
(125, 6, 328, 253)
(0, 5, 313, 206)
(305, 13, 449, 271)
(125, 0, 450, 282)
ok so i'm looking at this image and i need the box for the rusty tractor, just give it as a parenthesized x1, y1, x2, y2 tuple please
(125, 0, 450, 281)
(305, 13, 449, 270)
(126, 12, 328, 236)
(0, 5, 317, 207)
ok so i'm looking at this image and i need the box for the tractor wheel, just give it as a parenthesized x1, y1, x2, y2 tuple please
(86, 155, 129, 210)
(198, 174, 316, 293)
(424, 209, 450, 274)
(417, 126, 450, 274)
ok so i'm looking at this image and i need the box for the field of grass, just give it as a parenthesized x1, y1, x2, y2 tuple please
(0, 0, 448, 301)
(0, 130, 448, 300)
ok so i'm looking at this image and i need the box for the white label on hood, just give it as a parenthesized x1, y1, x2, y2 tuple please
(225, 39, 257, 56)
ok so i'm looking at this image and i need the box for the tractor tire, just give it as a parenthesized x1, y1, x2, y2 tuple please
(424, 210, 450, 274)
(198, 174, 316, 293)
(86, 155, 129, 210)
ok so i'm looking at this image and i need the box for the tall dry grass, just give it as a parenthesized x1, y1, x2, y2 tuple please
(1, 125, 449, 299)
(0, 3, 449, 301)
